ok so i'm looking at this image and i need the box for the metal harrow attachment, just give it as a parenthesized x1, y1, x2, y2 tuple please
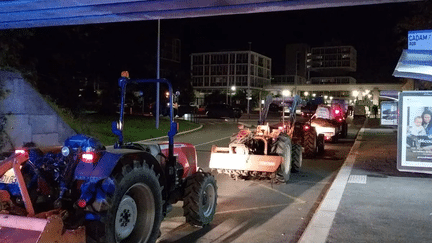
(0, 151, 85, 243)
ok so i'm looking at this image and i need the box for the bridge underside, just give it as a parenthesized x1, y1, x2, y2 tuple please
(1, 0, 419, 30)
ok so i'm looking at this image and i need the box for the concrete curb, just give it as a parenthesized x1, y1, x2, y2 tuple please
(298, 118, 368, 243)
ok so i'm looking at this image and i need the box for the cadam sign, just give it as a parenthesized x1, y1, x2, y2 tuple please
(408, 30, 432, 50)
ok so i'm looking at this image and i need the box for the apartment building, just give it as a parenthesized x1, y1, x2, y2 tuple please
(267, 45, 358, 101)
(190, 51, 271, 105)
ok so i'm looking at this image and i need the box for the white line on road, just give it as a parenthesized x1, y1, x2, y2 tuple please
(256, 183, 306, 203)
(215, 203, 291, 215)
(298, 124, 365, 243)
(194, 136, 232, 147)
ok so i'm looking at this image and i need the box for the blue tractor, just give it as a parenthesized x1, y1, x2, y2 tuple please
(0, 77, 217, 243)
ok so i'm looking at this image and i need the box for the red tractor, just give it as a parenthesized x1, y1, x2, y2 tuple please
(311, 102, 348, 143)
(0, 77, 217, 243)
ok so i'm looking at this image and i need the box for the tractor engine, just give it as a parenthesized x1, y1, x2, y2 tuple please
(0, 135, 106, 219)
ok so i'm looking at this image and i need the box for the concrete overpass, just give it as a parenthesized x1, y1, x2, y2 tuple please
(0, 0, 420, 30)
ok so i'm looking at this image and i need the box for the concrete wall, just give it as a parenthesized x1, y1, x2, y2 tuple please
(0, 71, 76, 151)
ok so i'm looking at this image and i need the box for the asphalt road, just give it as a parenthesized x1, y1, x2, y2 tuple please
(155, 114, 365, 243)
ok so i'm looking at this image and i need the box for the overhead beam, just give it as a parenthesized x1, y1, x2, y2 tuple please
(0, 0, 420, 29)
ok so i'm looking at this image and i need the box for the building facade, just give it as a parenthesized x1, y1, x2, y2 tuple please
(190, 51, 271, 105)
(267, 45, 360, 103)
(190, 45, 406, 111)
(309, 46, 357, 73)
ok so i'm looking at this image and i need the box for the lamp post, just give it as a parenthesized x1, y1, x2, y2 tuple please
(230, 86, 236, 105)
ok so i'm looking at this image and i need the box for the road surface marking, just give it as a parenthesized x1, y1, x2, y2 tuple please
(198, 218, 248, 242)
(347, 175, 367, 184)
(215, 203, 291, 215)
(194, 136, 232, 147)
(298, 123, 365, 243)
(256, 183, 306, 203)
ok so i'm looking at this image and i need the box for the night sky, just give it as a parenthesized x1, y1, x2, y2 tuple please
(160, 1, 418, 83)
(21, 1, 420, 90)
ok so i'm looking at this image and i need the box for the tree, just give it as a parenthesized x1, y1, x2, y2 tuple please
(0, 29, 37, 82)
(394, 1, 432, 52)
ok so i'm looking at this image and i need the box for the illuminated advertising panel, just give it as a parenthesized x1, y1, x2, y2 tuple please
(380, 101, 398, 126)
(398, 91, 432, 174)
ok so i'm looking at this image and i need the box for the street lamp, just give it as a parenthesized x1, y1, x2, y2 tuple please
(352, 90, 359, 97)
(230, 86, 236, 105)
(282, 90, 291, 126)
(282, 90, 291, 97)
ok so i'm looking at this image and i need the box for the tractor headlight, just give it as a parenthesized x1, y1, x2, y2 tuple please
(61, 146, 70, 157)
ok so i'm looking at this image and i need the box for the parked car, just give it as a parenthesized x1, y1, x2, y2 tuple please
(205, 104, 242, 118)
(177, 103, 197, 117)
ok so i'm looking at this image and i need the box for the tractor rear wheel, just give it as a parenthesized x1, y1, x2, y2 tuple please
(331, 134, 339, 143)
(291, 143, 302, 173)
(273, 134, 292, 182)
(317, 134, 325, 155)
(303, 128, 317, 158)
(341, 122, 348, 138)
(93, 162, 163, 243)
(183, 172, 218, 226)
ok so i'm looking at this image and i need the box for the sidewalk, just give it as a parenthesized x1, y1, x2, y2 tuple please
(300, 118, 432, 243)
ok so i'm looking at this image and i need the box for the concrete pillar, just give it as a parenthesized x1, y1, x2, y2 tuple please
(372, 88, 380, 105)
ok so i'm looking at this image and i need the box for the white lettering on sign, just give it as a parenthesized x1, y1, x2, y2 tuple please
(408, 34, 430, 41)
(0, 169, 16, 184)
(408, 30, 432, 50)
(259, 161, 275, 166)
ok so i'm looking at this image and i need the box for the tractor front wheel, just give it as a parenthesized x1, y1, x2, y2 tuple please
(291, 143, 302, 173)
(273, 134, 292, 182)
(183, 172, 218, 226)
(303, 128, 317, 158)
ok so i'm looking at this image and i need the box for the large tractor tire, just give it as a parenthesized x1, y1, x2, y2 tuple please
(291, 143, 302, 173)
(91, 162, 163, 243)
(303, 128, 317, 158)
(183, 172, 218, 226)
(317, 134, 325, 155)
(341, 122, 348, 138)
(331, 134, 339, 143)
(273, 134, 292, 182)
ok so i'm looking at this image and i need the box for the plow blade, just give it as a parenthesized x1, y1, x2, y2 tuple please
(209, 146, 282, 172)
(0, 214, 85, 243)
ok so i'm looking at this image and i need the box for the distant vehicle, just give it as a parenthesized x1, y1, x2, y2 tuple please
(177, 103, 197, 117)
(269, 103, 282, 112)
(205, 104, 242, 118)
(354, 105, 366, 118)
(301, 97, 325, 118)
(311, 104, 348, 142)
(280, 103, 302, 118)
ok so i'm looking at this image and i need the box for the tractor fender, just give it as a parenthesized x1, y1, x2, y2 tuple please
(74, 149, 165, 183)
